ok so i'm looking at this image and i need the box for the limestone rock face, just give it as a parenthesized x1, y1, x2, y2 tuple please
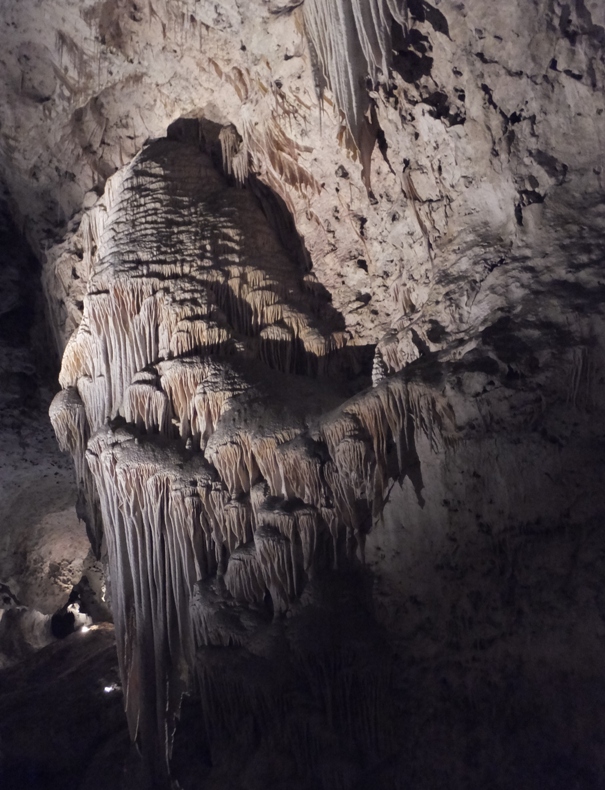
(0, 0, 604, 788)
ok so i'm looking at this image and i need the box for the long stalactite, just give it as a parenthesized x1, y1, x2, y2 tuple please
(50, 132, 457, 782)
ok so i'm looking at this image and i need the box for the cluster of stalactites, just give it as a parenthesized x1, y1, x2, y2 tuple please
(116, 372, 454, 622)
(56, 138, 349, 437)
(58, 271, 347, 437)
(48, 134, 461, 777)
(303, 0, 407, 145)
(219, 125, 250, 185)
(52, 345, 456, 614)
(51, 360, 456, 629)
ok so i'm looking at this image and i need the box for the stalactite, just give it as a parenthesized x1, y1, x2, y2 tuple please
(49, 386, 104, 556)
(223, 498, 254, 551)
(254, 524, 298, 612)
(237, 113, 322, 212)
(295, 507, 323, 574)
(192, 360, 250, 449)
(275, 435, 326, 504)
(302, 0, 407, 148)
(122, 370, 171, 435)
(224, 542, 265, 603)
(219, 124, 249, 184)
(50, 134, 461, 782)
(49, 385, 89, 456)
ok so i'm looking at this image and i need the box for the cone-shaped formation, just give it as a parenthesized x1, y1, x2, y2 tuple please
(50, 135, 457, 780)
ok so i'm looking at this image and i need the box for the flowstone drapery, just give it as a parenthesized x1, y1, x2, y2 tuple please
(49, 134, 455, 781)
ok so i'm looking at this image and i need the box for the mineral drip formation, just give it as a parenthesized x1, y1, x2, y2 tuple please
(50, 135, 457, 780)
(302, 0, 408, 170)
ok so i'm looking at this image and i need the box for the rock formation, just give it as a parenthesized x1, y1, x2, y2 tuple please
(1, 1, 605, 788)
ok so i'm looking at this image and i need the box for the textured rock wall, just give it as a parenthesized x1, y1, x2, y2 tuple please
(0, 0, 602, 361)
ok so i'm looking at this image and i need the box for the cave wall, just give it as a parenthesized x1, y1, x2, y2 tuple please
(0, 1, 604, 788)
(0, 194, 94, 667)
(0, 0, 602, 360)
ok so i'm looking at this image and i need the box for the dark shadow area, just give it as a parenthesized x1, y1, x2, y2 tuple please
(247, 174, 312, 272)
(0, 195, 60, 413)
(392, 26, 434, 83)
(173, 571, 397, 790)
(144, 126, 375, 391)
(50, 607, 75, 639)
(407, 0, 450, 37)
(0, 625, 130, 790)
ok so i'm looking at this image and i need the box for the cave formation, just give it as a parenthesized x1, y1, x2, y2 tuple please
(0, 1, 604, 789)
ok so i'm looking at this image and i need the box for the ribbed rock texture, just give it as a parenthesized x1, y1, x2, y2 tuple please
(0, 0, 604, 788)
